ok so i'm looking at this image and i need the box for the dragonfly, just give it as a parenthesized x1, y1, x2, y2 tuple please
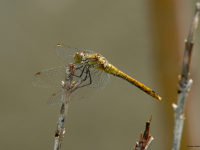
(32, 44, 162, 105)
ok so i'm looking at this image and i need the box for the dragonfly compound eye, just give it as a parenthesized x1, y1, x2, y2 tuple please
(74, 52, 84, 64)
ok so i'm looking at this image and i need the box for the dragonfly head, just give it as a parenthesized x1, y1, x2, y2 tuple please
(74, 52, 85, 64)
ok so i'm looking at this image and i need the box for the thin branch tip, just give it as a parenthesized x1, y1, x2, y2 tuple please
(54, 64, 82, 150)
(172, 3, 199, 150)
(134, 116, 153, 150)
(196, 3, 200, 10)
(149, 115, 152, 122)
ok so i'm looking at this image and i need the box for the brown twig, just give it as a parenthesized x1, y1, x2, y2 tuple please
(179, 3, 200, 87)
(134, 115, 154, 150)
(171, 3, 200, 150)
(54, 64, 82, 150)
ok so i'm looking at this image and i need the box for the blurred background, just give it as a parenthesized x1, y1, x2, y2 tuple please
(1, 0, 200, 150)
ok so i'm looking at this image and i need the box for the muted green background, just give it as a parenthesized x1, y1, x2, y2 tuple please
(1, 1, 200, 150)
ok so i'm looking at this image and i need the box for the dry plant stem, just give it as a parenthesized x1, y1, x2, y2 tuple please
(180, 3, 200, 86)
(171, 3, 200, 150)
(54, 64, 82, 150)
(134, 115, 154, 150)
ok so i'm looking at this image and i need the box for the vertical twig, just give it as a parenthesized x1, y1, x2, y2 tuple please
(171, 3, 200, 150)
(54, 64, 82, 150)
(134, 115, 154, 150)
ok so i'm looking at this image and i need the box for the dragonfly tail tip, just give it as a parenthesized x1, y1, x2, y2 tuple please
(157, 96, 162, 100)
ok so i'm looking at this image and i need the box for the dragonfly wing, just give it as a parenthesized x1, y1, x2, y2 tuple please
(82, 49, 96, 55)
(55, 44, 78, 63)
(32, 66, 66, 88)
(47, 67, 110, 104)
(47, 89, 63, 105)
(69, 67, 110, 101)
(55, 44, 96, 63)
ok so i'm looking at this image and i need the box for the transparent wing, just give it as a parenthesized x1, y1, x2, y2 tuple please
(46, 65, 110, 105)
(69, 66, 110, 101)
(47, 89, 64, 105)
(55, 44, 78, 63)
(32, 66, 66, 88)
(55, 44, 95, 63)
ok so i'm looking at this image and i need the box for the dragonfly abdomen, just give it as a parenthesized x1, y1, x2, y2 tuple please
(104, 64, 161, 100)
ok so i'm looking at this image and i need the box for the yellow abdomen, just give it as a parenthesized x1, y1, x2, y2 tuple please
(104, 63, 162, 100)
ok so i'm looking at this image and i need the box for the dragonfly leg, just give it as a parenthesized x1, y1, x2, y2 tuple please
(75, 65, 83, 70)
(82, 68, 90, 81)
(72, 65, 86, 78)
(76, 68, 92, 89)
